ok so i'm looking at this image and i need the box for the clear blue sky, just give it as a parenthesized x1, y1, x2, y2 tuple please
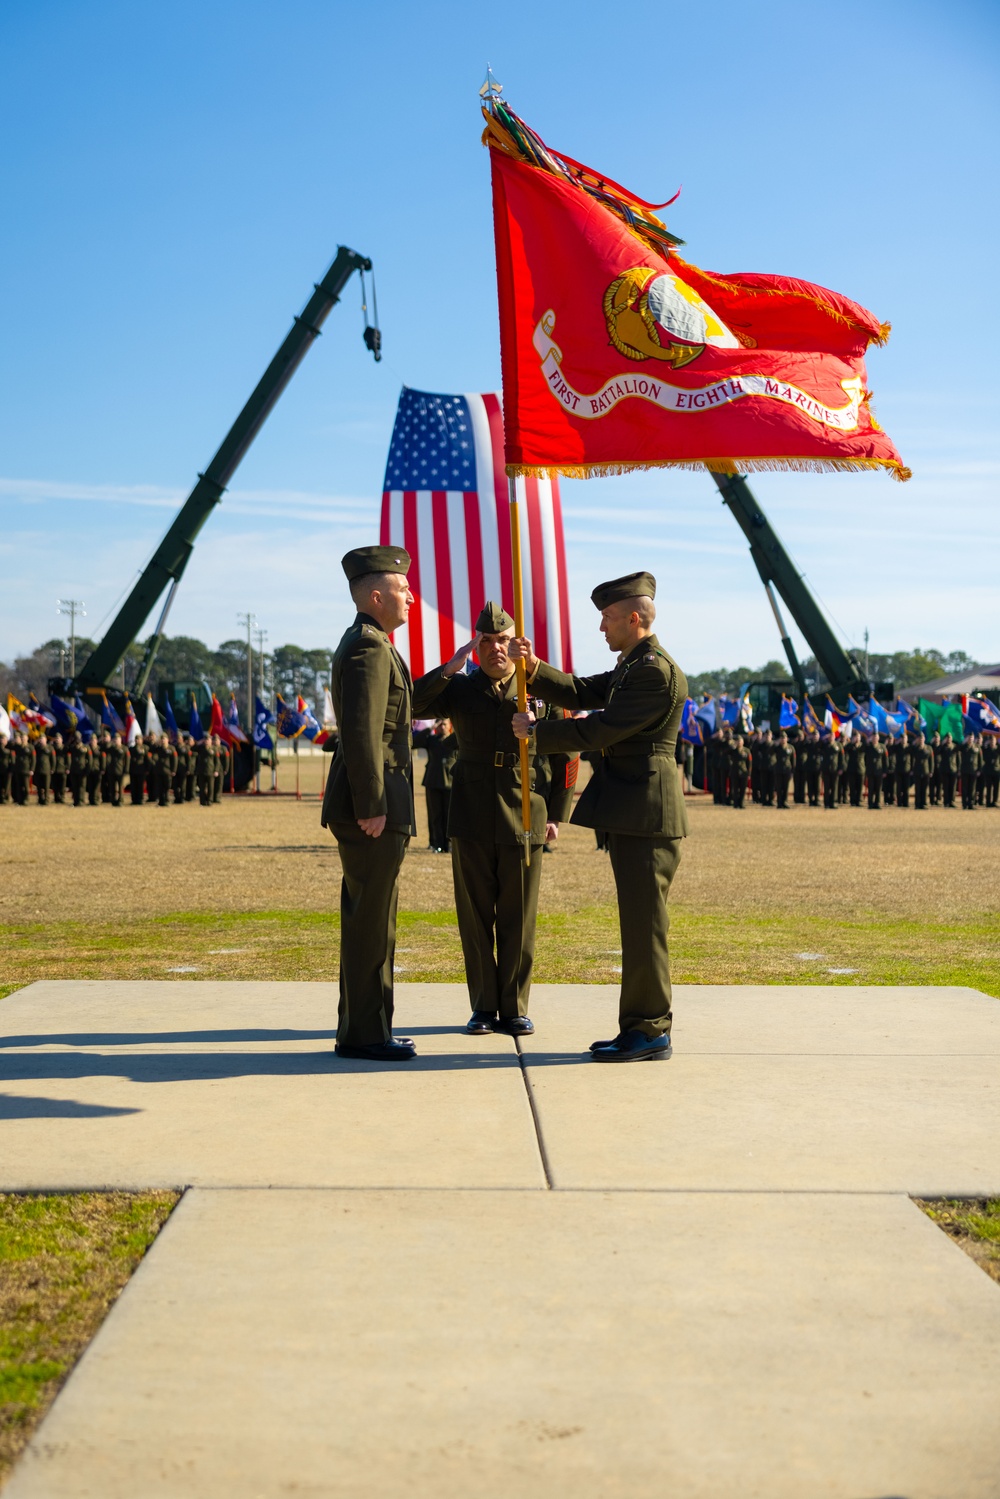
(2, 0, 997, 676)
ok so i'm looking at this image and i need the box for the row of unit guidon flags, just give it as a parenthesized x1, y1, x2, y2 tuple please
(677, 692, 1000, 745)
(2, 689, 338, 750)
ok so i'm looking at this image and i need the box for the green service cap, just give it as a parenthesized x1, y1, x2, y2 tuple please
(475, 601, 514, 634)
(341, 544, 411, 583)
(590, 570, 657, 610)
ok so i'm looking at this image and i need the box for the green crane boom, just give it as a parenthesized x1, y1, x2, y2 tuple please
(77, 245, 373, 698)
(710, 471, 868, 704)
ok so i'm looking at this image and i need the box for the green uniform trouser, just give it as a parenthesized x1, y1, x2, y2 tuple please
(334, 823, 408, 1046)
(608, 832, 682, 1039)
(451, 837, 544, 1018)
(35, 775, 51, 805)
(13, 772, 31, 805)
(774, 772, 791, 808)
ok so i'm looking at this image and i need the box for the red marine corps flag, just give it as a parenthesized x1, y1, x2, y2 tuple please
(484, 96, 910, 482)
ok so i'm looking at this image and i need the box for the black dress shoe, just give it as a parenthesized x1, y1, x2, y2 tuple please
(335, 1038, 416, 1061)
(466, 1011, 497, 1034)
(495, 1015, 534, 1035)
(589, 1034, 623, 1053)
(591, 1030, 672, 1063)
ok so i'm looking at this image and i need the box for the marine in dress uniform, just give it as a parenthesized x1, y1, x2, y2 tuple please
(729, 736, 750, 808)
(771, 733, 795, 808)
(69, 734, 90, 805)
(911, 734, 934, 810)
(129, 736, 147, 804)
(12, 734, 36, 804)
(0, 733, 12, 803)
(196, 738, 215, 805)
(893, 737, 912, 808)
(51, 735, 68, 803)
(87, 736, 105, 805)
(411, 720, 457, 852)
(512, 570, 687, 1063)
(34, 737, 54, 804)
(865, 735, 889, 809)
(820, 736, 842, 810)
(961, 736, 982, 809)
(321, 545, 417, 1062)
(845, 733, 865, 807)
(412, 602, 576, 1035)
(938, 734, 958, 808)
(982, 734, 999, 807)
(107, 734, 129, 806)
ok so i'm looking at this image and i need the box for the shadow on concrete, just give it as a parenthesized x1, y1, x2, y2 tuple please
(0, 1025, 487, 1048)
(0, 1028, 338, 1049)
(1, 1050, 522, 1082)
(0, 1092, 140, 1118)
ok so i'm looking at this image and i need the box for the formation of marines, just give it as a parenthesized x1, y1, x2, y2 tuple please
(322, 545, 686, 1066)
(704, 725, 999, 811)
(0, 729, 234, 807)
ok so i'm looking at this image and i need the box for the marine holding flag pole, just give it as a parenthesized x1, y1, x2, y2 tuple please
(507, 475, 533, 866)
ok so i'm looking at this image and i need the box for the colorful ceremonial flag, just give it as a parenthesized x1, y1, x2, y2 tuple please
(123, 696, 139, 747)
(380, 386, 573, 678)
(274, 693, 306, 739)
(226, 694, 248, 743)
(144, 694, 163, 738)
(779, 695, 800, 729)
(209, 693, 231, 743)
(72, 696, 95, 741)
(0, 703, 10, 739)
(295, 695, 323, 742)
(484, 98, 909, 483)
(694, 697, 716, 735)
(27, 692, 56, 728)
(680, 697, 703, 745)
(919, 699, 944, 735)
(940, 702, 964, 741)
(189, 695, 205, 743)
(322, 687, 337, 730)
(100, 692, 125, 734)
(966, 696, 1000, 733)
(253, 696, 274, 752)
(802, 700, 824, 734)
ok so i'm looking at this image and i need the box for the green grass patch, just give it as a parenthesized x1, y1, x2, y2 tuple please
(2, 907, 997, 996)
(0, 1191, 179, 1480)
(915, 1199, 1000, 1285)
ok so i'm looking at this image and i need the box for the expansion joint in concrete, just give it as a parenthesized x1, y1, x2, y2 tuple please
(515, 1037, 553, 1189)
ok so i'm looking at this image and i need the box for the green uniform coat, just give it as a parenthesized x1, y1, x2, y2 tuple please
(527, 634, 687, 1040)
(321, 613, 415, 1047)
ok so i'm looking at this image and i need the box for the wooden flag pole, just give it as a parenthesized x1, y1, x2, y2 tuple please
(508, 476, 532, 867)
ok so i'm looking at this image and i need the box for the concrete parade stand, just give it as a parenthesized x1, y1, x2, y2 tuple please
(3, 979, 999, 1497)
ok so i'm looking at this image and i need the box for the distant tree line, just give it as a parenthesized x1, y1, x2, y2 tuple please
(664, 648, 983, 699)
(1, 637, 985, 716)
(0, 635, 335, 722)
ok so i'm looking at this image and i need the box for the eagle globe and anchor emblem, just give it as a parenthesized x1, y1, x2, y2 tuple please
(602, 266, 744, 367)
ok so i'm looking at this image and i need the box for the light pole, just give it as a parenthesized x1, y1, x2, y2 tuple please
(254, 627, 268, 703)
(57, 599, 86, 678)
(863, 627, 869, 685)
(237, 611, 256, 725)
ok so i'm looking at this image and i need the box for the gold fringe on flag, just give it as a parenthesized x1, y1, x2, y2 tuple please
(507, 456, 913, 482)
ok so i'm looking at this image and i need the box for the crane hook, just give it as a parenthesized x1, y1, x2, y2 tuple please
(360, 267, 382, 362)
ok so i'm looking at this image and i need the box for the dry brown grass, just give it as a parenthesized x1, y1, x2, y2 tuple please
(1, 755, 997, 994)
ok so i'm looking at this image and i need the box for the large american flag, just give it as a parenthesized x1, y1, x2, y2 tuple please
(380, 388, 573, 678)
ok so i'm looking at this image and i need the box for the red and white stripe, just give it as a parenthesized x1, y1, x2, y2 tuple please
(380, 392, 573, 678)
